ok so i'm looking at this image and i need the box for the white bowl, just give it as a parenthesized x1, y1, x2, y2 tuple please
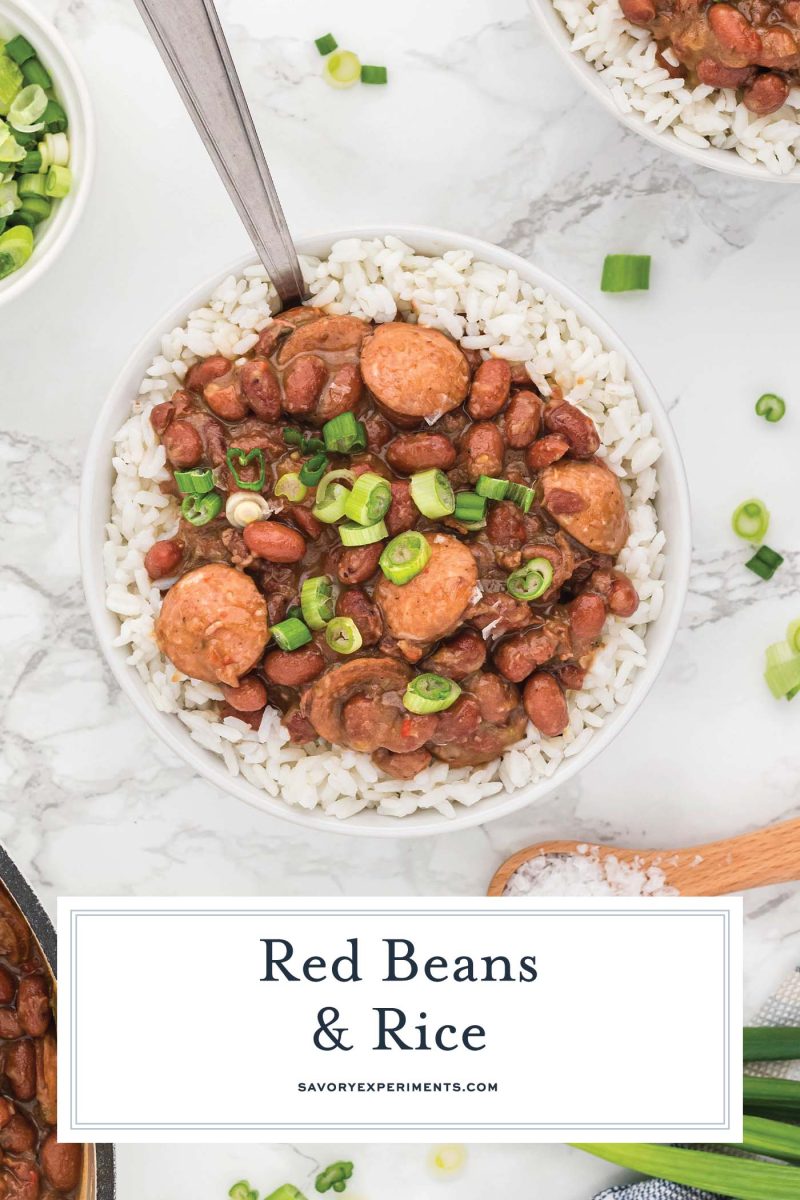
(528, 0, 800, 184)
(80, 226, 691, 838)
(0, 0, 95, 305)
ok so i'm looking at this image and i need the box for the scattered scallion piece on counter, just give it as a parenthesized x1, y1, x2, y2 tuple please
(325, 616, 362, 655)
(403, 673, 461, 714)
(314, 33, 338, 56)
(788, 622, 800, 655)
(746, 544, 783, 581)
(764, 637, 800, 699)
(427, 1144, 468, 1179)
(744, 1026, 800, 1061)
(755, 392, 786, 423)
(379, 531, 431, 584)
(572, 1141, 800, 1199)
(265, 1189, 306, 1200)
(301, 575, 334, 629)
(360, 65, 388, 84)
(732, 498, 770, 542)
(600, 254, 651, 293)
(228, 1183, 258, 1200)
(322, 50, 362, 90)
(315, 1160, 354, 1193)
(271, 617, 312, 652)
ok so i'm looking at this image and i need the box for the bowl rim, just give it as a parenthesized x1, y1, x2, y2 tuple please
(0, 0, 96, 306)
(527, 0, 800, 184)
(79, 224, 691, 838)
(0, 842, 116, 1198)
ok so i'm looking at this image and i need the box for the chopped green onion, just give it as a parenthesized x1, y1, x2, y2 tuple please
(506, 480, 535, 513)
(44, 163, 70, 198)
(764, 641, 800, 699)
(787, 622, 800, 655)
(361, 65, 388, 84)
(756, 393, 785, 423)
(6, 210, 34, 229)
(428, 1145, 467, 1180)
(17, 171, 45, 197)
(0, 224, 32, 279)
(174, 467, 214, 496)
(322, 50, 361, 89)
(453, 492, 487, 524)
(316, 469, 355, 505)
(299, 453, 328, 487)
(325, 616, 362, 655)
(339, 519, 387, 546)
(313, 482, 350, 524)
(0, 179, 19, 219)
(228, 1182, 258, 1200)
(283, 427, 304, 447)
(314, 33, 338, 55)
(180, 492, 222, 527)
(225, 491, 270, 528)
(265, 1187, 306, 1200)
(315, 1161, 354, 1193)
(38, 131, 69, 168)
(0, 56, 23, 115)
(42, 98, 67, 133)
(0, 122, 24, 163)
(379, 532, 431, 585)
(409, 468, 455, 519)
(322, 411, 366, 453)
(732, 498, 769, 543)
(272, 617, 312, 651)
(17, 148, 41, 173)
(274, 472, 308, 502)
(506, 557, 554, 601)
(600, 254, 651, 293)
(226, 446, 266, 491)
(8, 84, 47, 132)
(286, 605, 304, 623)
(18, 194, 49, 223)
(344, 471, 391, 525)
(403, 673, 461, 714)
(4, 36, 35, 66)
(475, 475, 509, 501)
(747, 544, 783, 581)
(21, 58, 52, 91)
(301, 575, 335, 629)
(573, 1141, 800, 1200)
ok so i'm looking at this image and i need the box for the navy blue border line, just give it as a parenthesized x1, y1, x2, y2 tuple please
(70, 906, 732, 1132)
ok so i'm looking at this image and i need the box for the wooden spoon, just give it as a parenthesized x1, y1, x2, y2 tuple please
(487, 817, 800, 897)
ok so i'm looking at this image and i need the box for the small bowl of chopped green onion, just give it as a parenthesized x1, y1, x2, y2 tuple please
(0, 0, 94, 306)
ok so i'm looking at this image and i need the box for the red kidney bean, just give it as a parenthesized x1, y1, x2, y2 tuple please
(237, 360, 281, 422)
(555, 662, 587, 690)
(523, 673, 569, 737)
(620, 0, 656, 20)
(385, 480, 417, 537)
(384, 710, 439, 754)
(504, 390, 543, 448)
(467, 359, 511, 420)
(567, 592, 607, 643)
(544, 401, 600, 458)
(461, 421, 505, 481)
(430, 695, 482, 744)
(743, 71, 790, 114)
(783, 0, 800, 21)
(0, 967, 16, 1006)
(363, 411, 393, 451)
(0, 1113, 37, 1154)
(493, 627, 561, 683)
(162, 420, 202, 468)
(592, 569, 640, 618)
(194, 412, 228, 468)
(5, 1040, 36, 1101)
(756, 26, 797, 65)
(41, 1133, 83, 1192)
(0, 1010, 22, 1039)
(16, 976, 50, 1038)
(149, 400, 174, 435)
(385, 433, 456, 474)
(708, 3, 761, 57)
(282, 355, 327, 415)
(423, 628, 487, 680)
(243, 522, 307, 563)
(35, 1033, 57, 1124)
(144, 539, 183, 581)
(526, 433, 570, 470)
(696, 58, 753, 86)
(255, 323, 290, 358)
(470, 672, 519, 724)
(336, 588, 383, 646)
(282, 706, 317, 744)
(221, 676, 268, 712)
(289, 506, 324, 541)
(185, 355, 230, 393)
(220, 703, 264, 731)
(2, 1155, 40, 1200)
(203, 376, 249, 421)
(335, 541, 384, 585)
(372, 747, 432, 779)
(486, 500, 527, 548)
(263, 645, 325, 687)
(317, 363, 363, 423)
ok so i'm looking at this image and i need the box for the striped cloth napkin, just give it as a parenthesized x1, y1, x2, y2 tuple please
(593, 968, 800, 1199)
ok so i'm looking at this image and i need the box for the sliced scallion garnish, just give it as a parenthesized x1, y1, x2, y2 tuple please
(8, 84, 47, 132)
(313, 479, 351, 524)
(274, 472, 308, 503)
(180, 492, 222, 527)
(174, 467, 214, 496)
(755, 393, 786, 423)
(322, 411, 366, 454)
(361, 65, 388, 84)
(298, 452, 328, 487)
(4, 36, 35, 66)
(475, 475, 509, 501)
(271, 617, 313, 652)
(314, 33, 338, 56)
(746, 544, 783, 581)
(322, 50, 361, 89)
(21, 58, 52, 91)
(339, 518, 387, 546)
(453, 492, 486, 524)
(506, 480, 535, 513)
(732, 498, 769, 543)
(403, 673, 461, 714)
(601, 254, 651, 293)
(0, 224, 32, 278)
(44, 163, 70, 198)
(301, 575, 335, 630)
(506, 557, 554, 601)
(409, 468, 455, 519)
(325, 616, 362, 655)
(0, 55, 23, 114)
(344, 471, 391, 525)
(379, 532, 431, 585)
(42, 98, 67, 133)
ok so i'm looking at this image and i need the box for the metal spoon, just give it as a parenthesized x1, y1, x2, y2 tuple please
(487, 817, 800, 896)
(132, 0, 307, 310)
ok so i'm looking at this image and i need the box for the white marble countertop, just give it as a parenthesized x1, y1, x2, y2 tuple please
(2, 0, 799, 1195)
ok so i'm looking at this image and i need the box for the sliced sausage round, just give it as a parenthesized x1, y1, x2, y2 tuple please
(375, 534, 478, 643)
(360, 323, 470, 423)
(540, 460, 629, 554)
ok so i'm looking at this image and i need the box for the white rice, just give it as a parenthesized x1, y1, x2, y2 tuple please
(552, 0, 800, 177)
(105, 235, 666, 820)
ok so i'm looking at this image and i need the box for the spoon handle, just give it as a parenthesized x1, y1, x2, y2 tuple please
(133, 0, 306, 310)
